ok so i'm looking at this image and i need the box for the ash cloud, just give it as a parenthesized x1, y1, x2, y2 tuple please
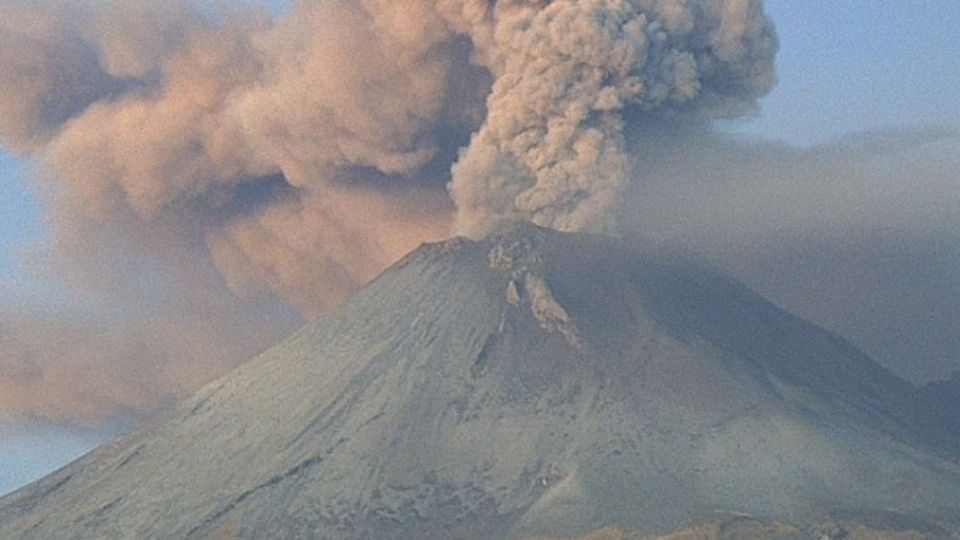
(0, 222, 300, 425)
(450, 0, 777, 235)
(0, 0, 778, 424)
(619, 126, 960, 381)
(0, 298, 296, 425)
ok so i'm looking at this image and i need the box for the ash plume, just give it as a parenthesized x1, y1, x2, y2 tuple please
(0, 0, 777, 424)
(450, 0, 777, 235)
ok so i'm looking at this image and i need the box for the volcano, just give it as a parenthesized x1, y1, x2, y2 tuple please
(2, 225, 959, 539)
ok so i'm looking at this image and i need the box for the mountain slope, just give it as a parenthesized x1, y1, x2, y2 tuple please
(2, 224, 959, 539)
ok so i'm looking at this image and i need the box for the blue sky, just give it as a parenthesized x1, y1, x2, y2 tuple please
(0, 154, 41, 287)
(1, 0, 959, 497)
(0, 423, 105, 496)
(724, 0, 960, 143)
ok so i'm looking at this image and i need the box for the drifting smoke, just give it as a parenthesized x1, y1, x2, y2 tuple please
(619, 126, 960, 382)
(1, 0, 777, 306)
(0, 298, 296, 424)
(0, 0, 776, 423)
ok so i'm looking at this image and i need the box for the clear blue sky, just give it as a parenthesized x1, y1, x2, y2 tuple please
(1, 0, 959, 496)
(0, 154, 41, 287)
(723, 0, 960, 143)
(0, 423, 103, 496)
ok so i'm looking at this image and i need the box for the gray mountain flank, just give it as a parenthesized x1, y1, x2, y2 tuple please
(1, 224, 959, 539)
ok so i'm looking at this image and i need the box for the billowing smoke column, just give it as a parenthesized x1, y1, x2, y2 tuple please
(451, 0, 777, 235)
(0, 0, 776, 423)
